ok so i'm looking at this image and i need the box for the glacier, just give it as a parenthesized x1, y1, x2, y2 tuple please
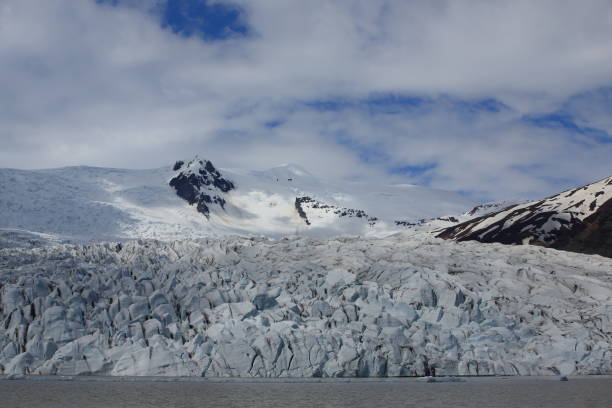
(1, 234, 610, 377)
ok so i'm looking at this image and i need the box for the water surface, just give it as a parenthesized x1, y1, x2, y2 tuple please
(1, 376, 611, 408)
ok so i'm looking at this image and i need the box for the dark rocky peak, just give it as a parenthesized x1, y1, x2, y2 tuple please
(172, 158, 234, 193)
(173, 160, 184, 171)
(169, 157, 235, 218)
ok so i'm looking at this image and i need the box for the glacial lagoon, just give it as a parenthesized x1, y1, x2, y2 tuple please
(1, 376, 611, 408)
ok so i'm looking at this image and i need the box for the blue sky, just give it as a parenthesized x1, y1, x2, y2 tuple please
(112, 0, 249, 40)
(1, 0, 612, 202)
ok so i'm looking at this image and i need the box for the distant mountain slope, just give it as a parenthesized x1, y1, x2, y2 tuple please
(391, 200, 524, 235)
(438, 175, 612, 257)
(0, 157, 474, 242)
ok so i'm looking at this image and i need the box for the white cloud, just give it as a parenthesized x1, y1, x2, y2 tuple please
(1, 0, 612, 201)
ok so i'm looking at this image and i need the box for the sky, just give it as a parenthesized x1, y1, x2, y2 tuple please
(1, 0, 612, 202)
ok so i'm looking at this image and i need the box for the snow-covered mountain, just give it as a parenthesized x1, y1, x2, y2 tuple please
(0, 157, 474, 242)
(438, 175, 612, 258)
(389, 200, 525, 236)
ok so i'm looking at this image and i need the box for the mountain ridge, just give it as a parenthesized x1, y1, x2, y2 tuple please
(437, 175, 612, 258)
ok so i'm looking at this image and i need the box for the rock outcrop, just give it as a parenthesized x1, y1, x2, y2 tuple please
(295, 196, 378, 227)
(169, 158, 235, 218)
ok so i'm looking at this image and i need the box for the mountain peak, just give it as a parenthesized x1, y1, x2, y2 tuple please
(173, 156, 214, 173)
(169, 157, 235, 217)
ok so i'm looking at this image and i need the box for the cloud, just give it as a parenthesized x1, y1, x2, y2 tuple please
(217, 98, 612, 200)
(1, 0, 612, 201)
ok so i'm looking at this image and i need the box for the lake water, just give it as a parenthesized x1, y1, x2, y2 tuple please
(1, 376, 611, 408)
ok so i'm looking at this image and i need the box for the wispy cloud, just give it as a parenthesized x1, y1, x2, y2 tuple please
(1, 0, 611, 201)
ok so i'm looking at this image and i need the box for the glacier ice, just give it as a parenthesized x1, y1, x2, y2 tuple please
(0, 235, 610, 377)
